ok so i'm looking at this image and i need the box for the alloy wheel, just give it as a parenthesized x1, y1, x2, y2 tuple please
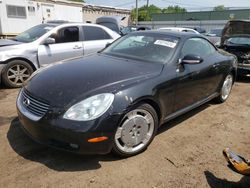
(7, 64, 31, 86)
(221, 74, 233, 100)
(114, 108, 155, 154)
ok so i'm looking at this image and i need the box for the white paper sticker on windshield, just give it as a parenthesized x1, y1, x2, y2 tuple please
(154, 40, 177, 48)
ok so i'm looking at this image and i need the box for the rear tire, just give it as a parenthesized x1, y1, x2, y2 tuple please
(112, 103, 158, 157)
(214, 73, 233, 103)
(2, 60, 34, 88)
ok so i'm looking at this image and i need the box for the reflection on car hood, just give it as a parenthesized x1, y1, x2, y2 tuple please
(221, 20, 250, 45)
(25, 54, 163, 107)
(0, 39, 22, 47)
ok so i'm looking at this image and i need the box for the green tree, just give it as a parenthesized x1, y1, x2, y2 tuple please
(131, 4, 161, 22)
(162, 5, 186, 13)
(213, 5, 226, 11)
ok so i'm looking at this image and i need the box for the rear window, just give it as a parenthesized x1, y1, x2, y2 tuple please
(83, 26, 112, 41)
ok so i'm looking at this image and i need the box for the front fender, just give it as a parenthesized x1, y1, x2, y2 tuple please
(0, 45, 39, 69)
(111, 78, 162, 121)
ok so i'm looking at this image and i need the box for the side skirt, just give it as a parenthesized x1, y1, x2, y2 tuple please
(161, 92, 219, 125)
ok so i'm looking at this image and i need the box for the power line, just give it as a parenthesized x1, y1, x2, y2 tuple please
(115, 1, 135, 7)
(115, 0, 144, 7)
(114, 0, 250, 11)
(160, 0, 206, 7)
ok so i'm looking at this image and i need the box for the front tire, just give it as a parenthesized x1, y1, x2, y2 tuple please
(2, 60, 34, 88)
(214, 73, 233, 103)
(112, 103, 158, 157)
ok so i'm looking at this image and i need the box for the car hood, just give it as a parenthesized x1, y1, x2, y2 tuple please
(0, 39, 22, 47)
(25, 54, 163, 107)
(221, 20, 250, 45)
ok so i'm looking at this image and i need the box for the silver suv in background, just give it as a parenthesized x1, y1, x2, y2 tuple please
(0, 23, 120, 88)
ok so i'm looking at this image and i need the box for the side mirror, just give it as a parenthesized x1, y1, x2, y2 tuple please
(181, 54, 203, 64)
(43, 37, 55, 45)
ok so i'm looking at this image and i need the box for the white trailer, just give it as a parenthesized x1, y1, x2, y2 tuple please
(0, 0, 83, 37)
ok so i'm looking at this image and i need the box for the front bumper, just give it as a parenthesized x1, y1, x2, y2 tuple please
(16, 93, 121, 155)
(238, 63, 250, 75)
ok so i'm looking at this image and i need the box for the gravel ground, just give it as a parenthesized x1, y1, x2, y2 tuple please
(0, 77, 250, 188)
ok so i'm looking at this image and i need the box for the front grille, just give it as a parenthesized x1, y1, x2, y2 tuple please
(21, 90, 49, 117)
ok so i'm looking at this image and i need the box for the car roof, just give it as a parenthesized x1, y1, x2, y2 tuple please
(130, 30, 201, 39)
(158, 27, 200, 34)
(43, 22, 112, 28)
(160, 27, 191, 30)
(57, 22, 108, 27)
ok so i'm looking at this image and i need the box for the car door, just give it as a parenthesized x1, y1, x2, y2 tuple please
(82, 26, 114, 55)
(38, 26, 83, 67)
(174, 37, 220, 112)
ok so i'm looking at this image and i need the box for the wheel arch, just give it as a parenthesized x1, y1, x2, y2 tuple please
(4, 57, 37, 72)
(132, 97, 162, 123)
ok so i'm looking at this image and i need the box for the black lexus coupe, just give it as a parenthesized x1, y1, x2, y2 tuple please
(17, 31, 237, 157)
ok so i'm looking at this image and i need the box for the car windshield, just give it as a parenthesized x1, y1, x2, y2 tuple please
(14, 24, 56, 43)
(103, 34, 179, 64)
(227, 37, 250, 45)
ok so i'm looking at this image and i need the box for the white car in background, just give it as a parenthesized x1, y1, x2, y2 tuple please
(0, 22, 120, 88)
(158, 27, 200, 34)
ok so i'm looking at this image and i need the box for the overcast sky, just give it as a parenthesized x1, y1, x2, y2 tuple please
(85, 0, 250, 10)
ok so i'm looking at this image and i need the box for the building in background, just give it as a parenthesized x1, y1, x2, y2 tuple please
(139, 9, 250, 31)
(0, 0, 130, 37)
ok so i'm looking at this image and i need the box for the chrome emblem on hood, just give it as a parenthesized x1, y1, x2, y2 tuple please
(23, 98, 31, 107)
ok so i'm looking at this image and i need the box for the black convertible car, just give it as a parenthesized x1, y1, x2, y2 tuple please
(17, 31, 237, 157)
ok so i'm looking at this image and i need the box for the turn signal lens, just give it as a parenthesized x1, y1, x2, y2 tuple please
(88, 136, 108, 143)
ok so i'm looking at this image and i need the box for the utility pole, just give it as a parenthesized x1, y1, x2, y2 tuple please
(146, 0, 149, 21)
(136, 0, 138, 25)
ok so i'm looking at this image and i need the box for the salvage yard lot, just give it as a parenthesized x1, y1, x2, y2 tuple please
(0, 78, 250, 188)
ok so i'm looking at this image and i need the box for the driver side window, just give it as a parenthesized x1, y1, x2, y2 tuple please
(181, 38, 216, 59)
(50, 27, 79, 44)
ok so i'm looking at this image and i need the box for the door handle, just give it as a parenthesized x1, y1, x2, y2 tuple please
(73, 45, 82, 49)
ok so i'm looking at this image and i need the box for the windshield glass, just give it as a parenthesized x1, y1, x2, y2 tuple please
(15, 24, 56, 43)
(103, 34, 179, 64)
(226, 37, 250, 45)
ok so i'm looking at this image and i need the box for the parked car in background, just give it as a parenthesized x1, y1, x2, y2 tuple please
(96, 16, 126, 35)
(205, 28, 223, 46)
(0, 22, 120, 88)
(121, 25, 151, 35)
(158, 27, 200, 34)
(220, 20, 250, 76)
(188, 26, 206, 34)
(17, 31, 236, 157)
(207, 28, 223, 37)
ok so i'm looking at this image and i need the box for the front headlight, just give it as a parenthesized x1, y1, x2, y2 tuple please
(63, 93, 114, 121)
